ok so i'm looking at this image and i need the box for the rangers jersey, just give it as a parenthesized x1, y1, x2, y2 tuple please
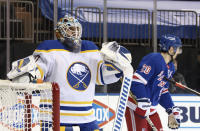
(33, 40, 119, 124)
(130, 53, 175, 109)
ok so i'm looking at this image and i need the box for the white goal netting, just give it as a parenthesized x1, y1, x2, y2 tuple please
(0, 80, 60, 131)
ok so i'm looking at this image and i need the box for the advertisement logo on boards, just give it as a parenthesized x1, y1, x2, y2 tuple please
(93, 99, 116, 128)
(0, 99, 39, 130)
(173, 98, 200, 129)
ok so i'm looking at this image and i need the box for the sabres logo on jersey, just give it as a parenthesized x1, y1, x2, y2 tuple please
(67, 62, 91, 91)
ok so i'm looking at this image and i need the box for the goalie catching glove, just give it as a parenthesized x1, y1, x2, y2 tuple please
(100, 41, 133, 76)
(7, 55, 42, 83)
(167, 106, 181, 129)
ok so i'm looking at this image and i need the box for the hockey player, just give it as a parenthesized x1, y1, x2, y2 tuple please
(7, 15, 133, 131)
(125, 34, 182, 131)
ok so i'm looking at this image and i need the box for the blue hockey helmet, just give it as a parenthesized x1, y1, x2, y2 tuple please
(159, 34, 182, 53)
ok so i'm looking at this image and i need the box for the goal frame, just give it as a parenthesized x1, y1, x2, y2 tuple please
(0, 80, 60, 131)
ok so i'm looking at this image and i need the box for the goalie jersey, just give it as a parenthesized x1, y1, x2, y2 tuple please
(130, 53, 175, 110)
(33, 40, 120, 124)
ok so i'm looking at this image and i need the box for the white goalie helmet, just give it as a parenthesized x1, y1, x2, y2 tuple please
(55, 15, 82, 45)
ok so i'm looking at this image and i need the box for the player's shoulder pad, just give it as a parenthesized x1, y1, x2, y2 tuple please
(139, 53, 165, 72)
(36, 40, 65, 51)
(81, 40, 99, 51)
(143, 53, 162, 64)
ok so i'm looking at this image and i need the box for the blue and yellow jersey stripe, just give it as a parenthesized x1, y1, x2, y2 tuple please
(34, 40, 99, 53)
(96, 60, 103, 85)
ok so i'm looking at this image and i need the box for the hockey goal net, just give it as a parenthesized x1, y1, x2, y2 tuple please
(0, 80, 60, 131)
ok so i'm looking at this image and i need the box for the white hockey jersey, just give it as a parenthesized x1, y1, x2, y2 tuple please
(33, 40, 120, 124)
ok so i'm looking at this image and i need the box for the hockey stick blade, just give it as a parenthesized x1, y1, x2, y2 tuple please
(164, 77, 200, 96)
(112, 75, 132, 131)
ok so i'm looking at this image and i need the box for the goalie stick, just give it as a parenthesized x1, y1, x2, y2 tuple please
(112, 75, 132, 131)
(113, 77, 158, 131)
(164, 77, 200, 96)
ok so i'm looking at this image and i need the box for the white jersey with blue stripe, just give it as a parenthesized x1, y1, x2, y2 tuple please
(33, 40, 119, 124)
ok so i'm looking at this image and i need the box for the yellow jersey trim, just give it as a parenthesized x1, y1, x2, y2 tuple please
(18, 59, 24, 69)
(60, 101, 93, 104)
(81, 50, 99, 53)
(60, 126, 66, 131)
(35, 49, 99, 53)
(35, 49, 69, 53)
(40, 99, 93, 104)
(105, 63, 120, 71)
(40, 110, 52, 114)
(37, 65, 44, 79)
(60, 110, 94, 116)
(40, 99, 52, 103)
(96, 60, 103, 85)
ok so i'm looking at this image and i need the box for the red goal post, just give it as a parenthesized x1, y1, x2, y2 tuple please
(0, 80, 60, 131)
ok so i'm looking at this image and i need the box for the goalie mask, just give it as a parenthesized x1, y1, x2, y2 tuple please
(55, 16, 82, 50)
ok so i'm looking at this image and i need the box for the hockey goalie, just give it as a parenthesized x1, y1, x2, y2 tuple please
(7, 15, 133, 131)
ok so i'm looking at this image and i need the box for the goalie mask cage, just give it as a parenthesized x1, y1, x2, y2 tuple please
(0, 80, 60, 131)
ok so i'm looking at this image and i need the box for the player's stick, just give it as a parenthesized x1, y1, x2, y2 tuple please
(129, 92, 158, 131)
(112, 75, 132, 131)
(164, 77, 200, 96)
(146, 116, 158, 131)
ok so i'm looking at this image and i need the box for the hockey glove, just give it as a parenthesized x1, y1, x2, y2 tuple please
(100, 41, 133, 75)
(167, 106, 181, 129)
(7, 55, 42, 83)
(135, 98, 151, 118)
